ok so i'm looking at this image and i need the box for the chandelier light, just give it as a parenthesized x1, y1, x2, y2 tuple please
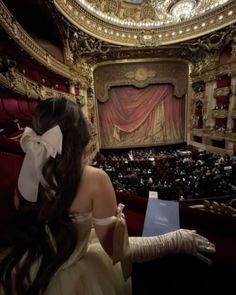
(151, 0, 198, 23)
(170, 0, 197, 21)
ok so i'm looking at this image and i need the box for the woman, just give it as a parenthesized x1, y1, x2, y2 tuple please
(0, 97, 215, 295)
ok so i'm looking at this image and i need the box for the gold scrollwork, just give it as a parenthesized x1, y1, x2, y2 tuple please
(0, 68, 78, 102)
(192, 91, 204, 101)
(214, 86, 230, 97)
(232, 109, 236, 118)
(212, 109, 228, 118)
(210, 130, 225, 140)
(225, 132, 236, 142)
(125, 67, 156, 83)
(137, 30, 161, 47)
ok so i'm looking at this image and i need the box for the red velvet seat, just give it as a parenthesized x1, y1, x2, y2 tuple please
(0, 136, 24, 156)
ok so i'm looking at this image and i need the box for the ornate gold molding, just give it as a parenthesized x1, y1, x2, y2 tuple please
(191, 128, 204, 137)
(191, 59, 236, 82)
(232, 109, 236, 118)
(209, 130, 225, 140)
(53, 0, 236, 47)
(212, 109, 228, 118)
(202, 128, 211, 136)
(93, 60, 188, 101)
(214, 86, 231, 97)
(198, 128, 236, 142)
(190, 140, 231, 155)
(0, 69, 83, 104)
(190, 23, 236, 80)
(75, 59, 94, 88)
(125, 67, 155, 83)
(192, 91, 204, 101)
(0, 1, 79, 81)
(225, 131, 236, 142)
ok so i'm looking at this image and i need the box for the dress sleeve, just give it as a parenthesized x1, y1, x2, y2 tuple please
(92, 203, 132, 281)
(112, 203, 132, 281)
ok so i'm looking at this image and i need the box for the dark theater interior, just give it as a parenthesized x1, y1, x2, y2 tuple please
(0, 0, 236, 294)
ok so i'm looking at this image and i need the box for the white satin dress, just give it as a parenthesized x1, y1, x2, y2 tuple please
(44, 203, 132, 295)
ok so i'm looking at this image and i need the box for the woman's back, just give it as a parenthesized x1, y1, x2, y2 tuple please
(0, 98, 215, 295)
(44, 165, 132, 295)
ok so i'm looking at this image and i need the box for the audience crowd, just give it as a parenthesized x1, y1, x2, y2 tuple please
(93, 148, 236, 201)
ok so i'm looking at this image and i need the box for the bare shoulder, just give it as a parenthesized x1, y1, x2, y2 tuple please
(81, 165, 111, 191)
(71, 166, 112, 212)
(82, 165, 109, 180)
(82, 165, 117, 217)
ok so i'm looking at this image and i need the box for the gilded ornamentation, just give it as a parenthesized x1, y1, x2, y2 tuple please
(191, 60, 236, 83)
(0, 68, 78, 103)
(232, 109, 236, 118)
(210, 130, 225, 140)
(125, 67, 156, 83)
(76, 0, 232, 26)
(225, 132, 236, 142)
(136, 30, 161, 47)
(54, 0, 236, 46)
(214, 86, 230, 97)
(68, 30, 110, 60)
(83, 0, 155, 22)
(203, 53, 218, 70)
(199, 128, 229, 142)
(218, 64, 231, 76)
(71, 59, 94, 88)
(192, 128, 204, 137)
(192, 91, 204, 101)
(185, 30, 230, 53)
(0, 1, 77, 80)
(1, 0, 235, 80)
(231, 36, 236, 59)
(202, 129, 211, 136)
(139, 2, 156, 21)
(212, 109, 228, 118)
(87, 93, 95, 108)
(189, 24, 236, 76)
(226, 118, 234, 131)
(94, 61, 188, 102)
(192, 54, 218, 76)
(191, 61, 205, 75)
(87, 121, 97, 136)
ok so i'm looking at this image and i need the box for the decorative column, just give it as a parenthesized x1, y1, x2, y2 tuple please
(204, 80, 216, 119)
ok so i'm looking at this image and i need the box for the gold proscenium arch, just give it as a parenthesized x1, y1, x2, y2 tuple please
(93, 59, 189, 102)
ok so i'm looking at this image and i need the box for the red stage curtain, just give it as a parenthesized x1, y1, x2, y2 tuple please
(98, 84, 185, 147)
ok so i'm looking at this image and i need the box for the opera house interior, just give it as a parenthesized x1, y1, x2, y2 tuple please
(0, 0, 236, 294)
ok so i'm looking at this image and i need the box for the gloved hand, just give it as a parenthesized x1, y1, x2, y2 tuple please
(126, 229, 216, 265)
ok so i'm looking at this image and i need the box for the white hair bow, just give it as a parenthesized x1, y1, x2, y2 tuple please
(18, 125, 63, 202)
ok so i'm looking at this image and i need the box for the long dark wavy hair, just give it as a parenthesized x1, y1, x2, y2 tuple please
(0, 97, 90, 294)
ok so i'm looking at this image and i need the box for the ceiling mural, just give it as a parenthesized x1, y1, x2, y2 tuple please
(53, 0, 236, 46)
(75, 0, 230, 26)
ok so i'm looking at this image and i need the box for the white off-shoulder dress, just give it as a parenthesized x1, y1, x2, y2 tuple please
(44, 203, 132, 295)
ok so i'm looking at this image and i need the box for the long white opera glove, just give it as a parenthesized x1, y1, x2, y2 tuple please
(112, 204, 216, 281)
(126, 229, 216, 265)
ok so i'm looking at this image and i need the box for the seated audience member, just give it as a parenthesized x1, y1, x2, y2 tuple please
(0, 97, 215, 295)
